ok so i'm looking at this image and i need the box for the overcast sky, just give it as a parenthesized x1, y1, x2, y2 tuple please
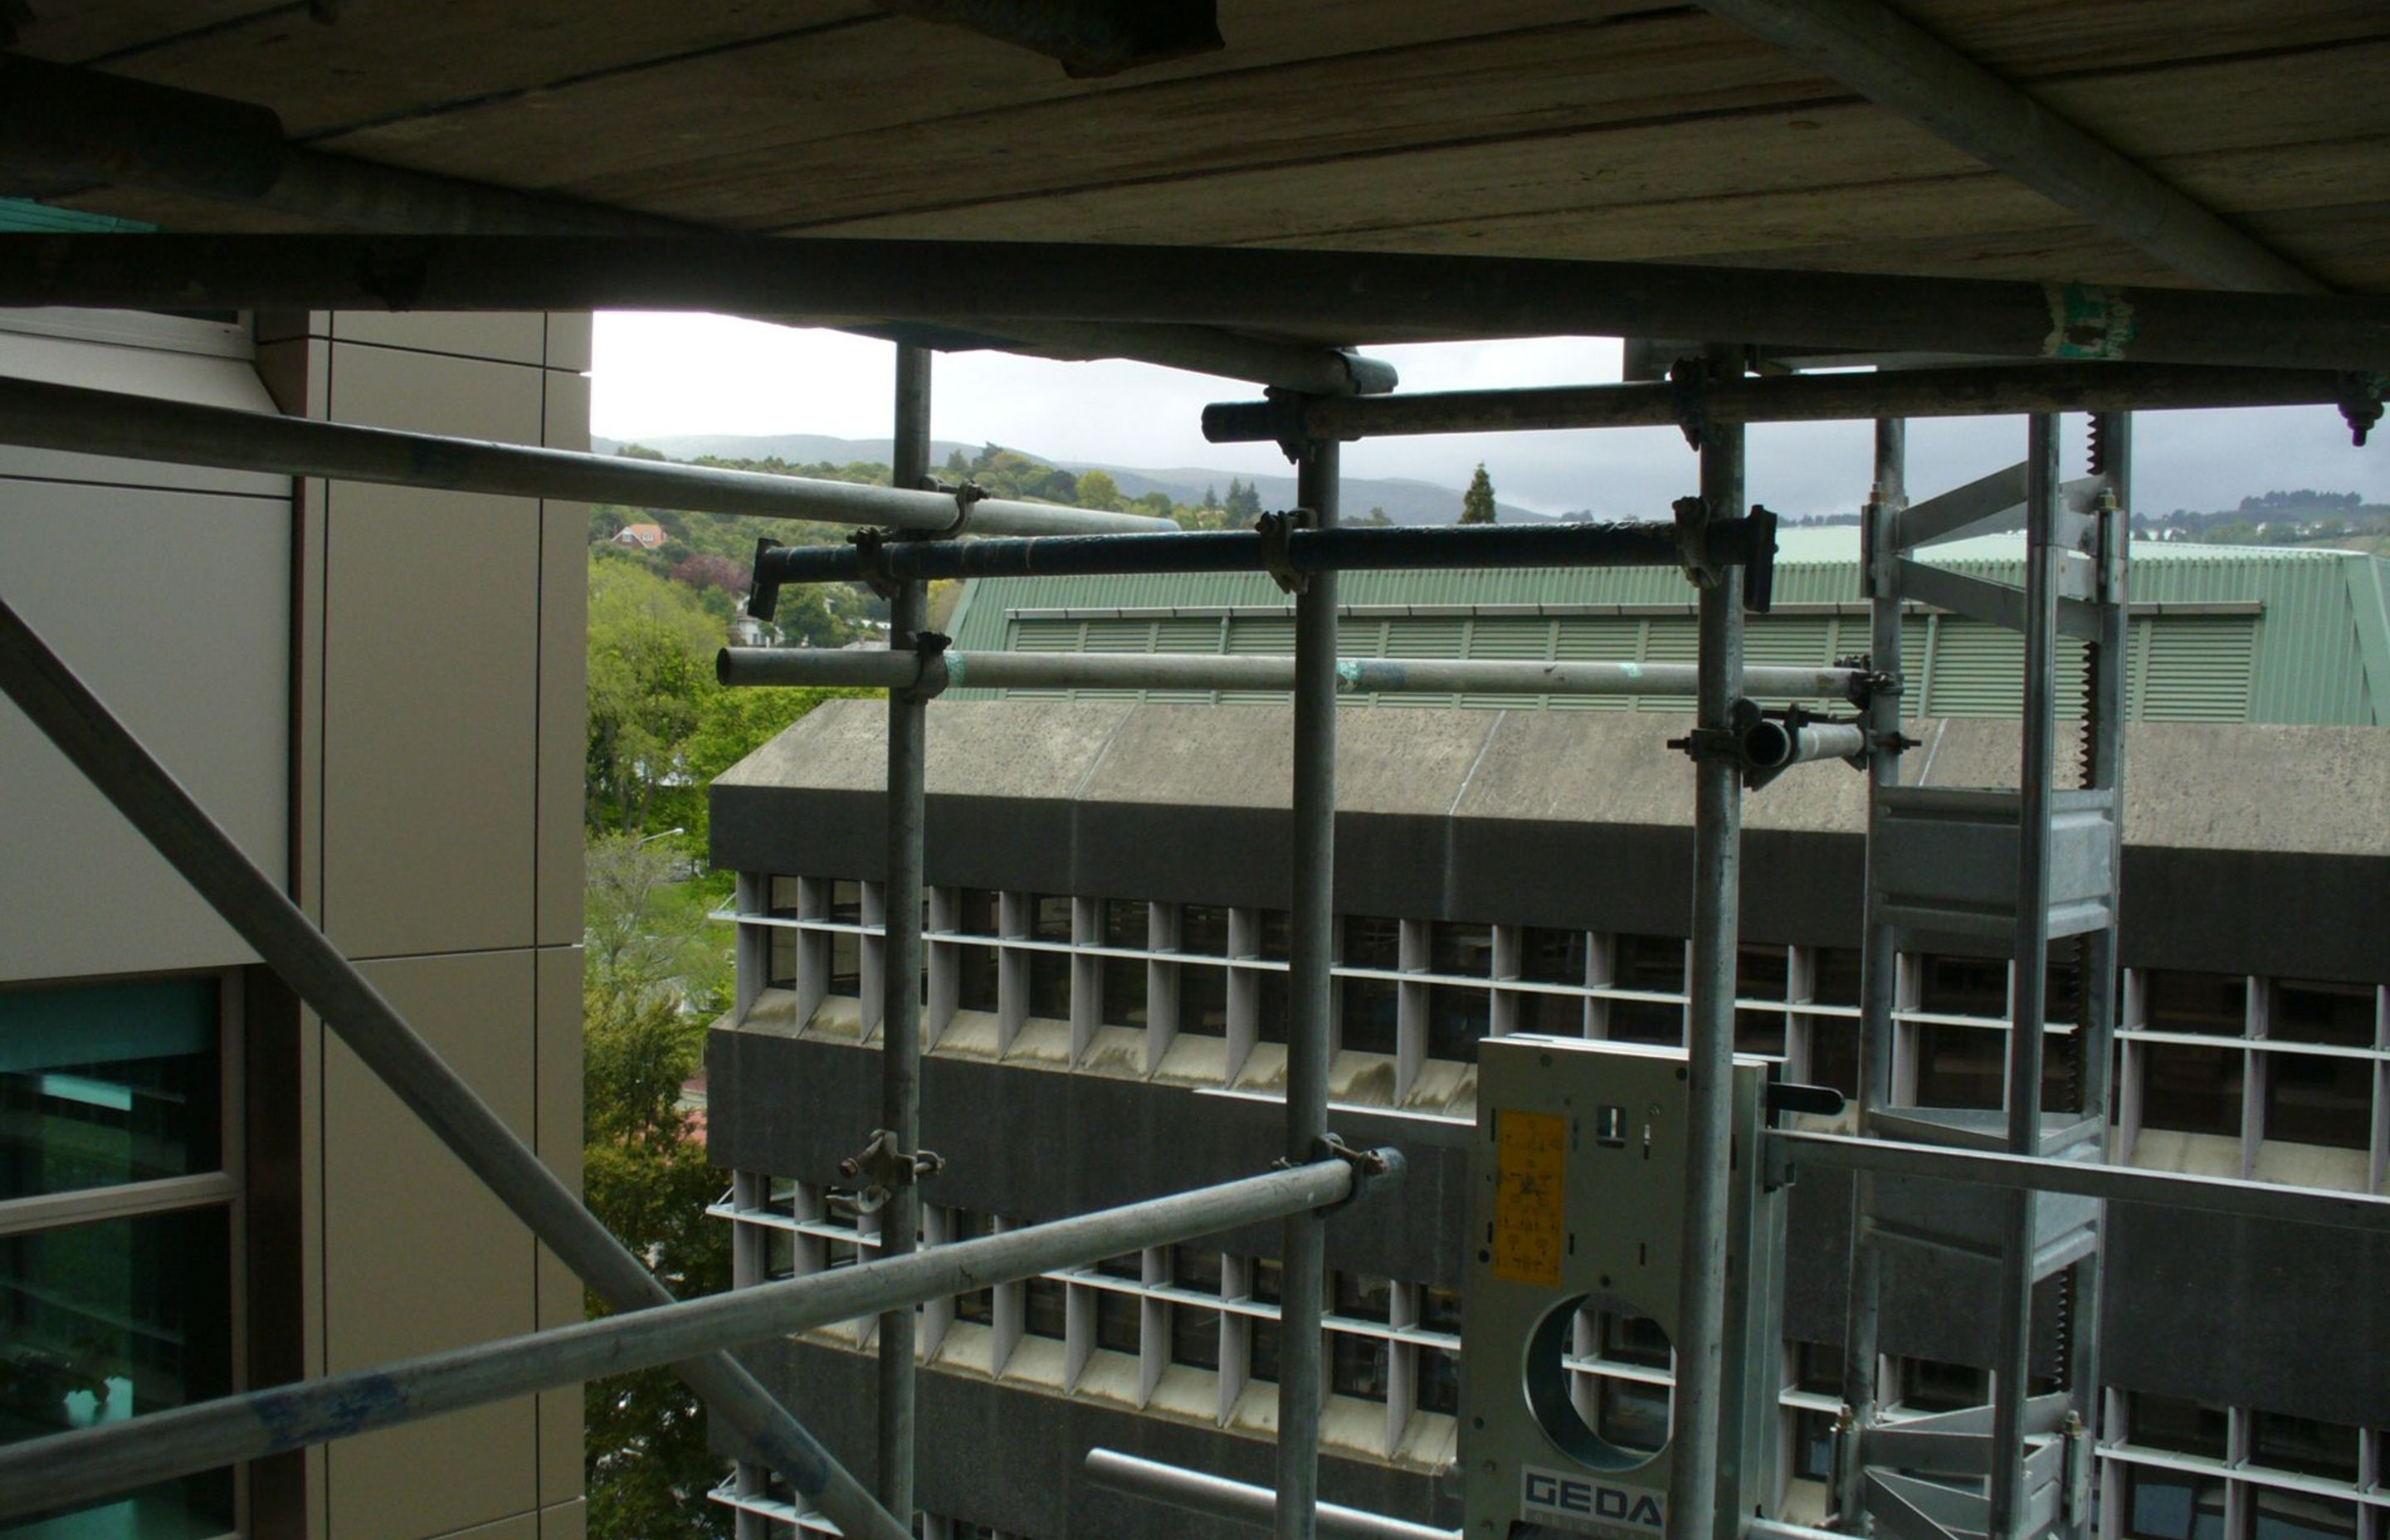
(593, 312, 2388, 520)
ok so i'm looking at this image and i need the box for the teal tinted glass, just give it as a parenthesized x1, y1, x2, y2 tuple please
(0, 979, 220, 1201)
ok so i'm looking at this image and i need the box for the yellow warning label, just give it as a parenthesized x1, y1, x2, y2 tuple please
(1493, 1109, 1567, 1286)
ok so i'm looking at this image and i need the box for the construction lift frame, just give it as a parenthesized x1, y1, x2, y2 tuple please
(0, 232, 2384, 1540)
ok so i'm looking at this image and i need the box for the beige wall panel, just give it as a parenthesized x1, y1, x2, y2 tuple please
(535, 945, 586, 1504)
(539, 368, 593, 946)
(334, 312, 550, 368)
(0, 316, 286, 498)
(0, 479, 290, 982)
(324, 949, 539, 1540)
(538, 1500, 586, 1540)
(544, 314, 593, 378)
(319, 344, 544, 957)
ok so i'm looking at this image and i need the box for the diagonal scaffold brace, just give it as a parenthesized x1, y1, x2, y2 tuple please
(0, 591, 916, 1540)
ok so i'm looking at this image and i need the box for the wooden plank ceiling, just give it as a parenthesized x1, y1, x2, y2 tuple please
(26, 0, 2390, 293)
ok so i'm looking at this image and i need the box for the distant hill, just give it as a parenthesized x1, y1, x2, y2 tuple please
(593, 431, 1546, 526)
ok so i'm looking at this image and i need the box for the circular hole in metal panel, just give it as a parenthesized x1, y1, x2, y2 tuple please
(1522, 1293, 1673, 1474)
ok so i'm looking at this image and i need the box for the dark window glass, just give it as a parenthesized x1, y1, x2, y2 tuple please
(1808, 1020, 1858, 1097)
(1256, 972, 1291, 1045)
(2266, 1051, 2370, 1149)
(1103, 899, 1146, 950)
(1610, 934, 1684, 1044)
(1027, 952, 1070, 1020)
(1340, 979, 1399, 1056)
(954, 888, 1000, 937)
(1736, 943, 1791, 1055)
(949, 1210, 997, 1324)
(1246, 1260, 1283, 1383)
(1031, 894, 1072, 942)
(2133, 1392, 2230, 1458)
(1599, 1313, 1671, 1370)
(2125, 1466, 2226, 1540)
(764, 1227, 795, 1281)
(2147, 971, 2246, 1036)
(1793, 1408, 1836, 1481)
(2252, 1490, 2358, 1540)
(2273, 980, 2376, 1048)
(1524, 991, 1585, 1036)
(1023, 1276, 1067, 1340)
(2140, 1045, 2241, 1137)
(768, 875, 802, 917)
(830, 930, 861, 995)
(769, 929, 798, 990)
(829, 880, 862, 924)
(1427, 986, 1490, 1063)
(1915, 1023, 2003, 1109)
(1343, 916, 1401, 972)
(1253, 910, 1291, 962)
(1332, 1273, 1391, 1324)
(1100, 956, 1146, 1029)
(1417, 1347, 1460, 1415)
(1172, 1246, 1222, 1295)
(1919, 954, 2006, 1017)
(957, 945, 999, 1014)
(2252, 1411, 2361, 1480)
(1095, 1289, 1140, 1355)
(1812, 948, 1865, 1007)
(1180, 904, 1230, 957)
(0, 1207, 235, 1538)
(0, 978, 222, 1201)
(1596, 1378, 1671, 1455)
(1520, 928, 1585, 986)
(1422, 1286, 1462, 1337)
(1170, 1302, 1220, 1370)
(1901, 1358, 1985, 1413)
(1331, 1333, 1389, 1401)
(1179, 965, 1227, 1036)
(1431, 923, 1493, 977)
(1095, 1253, 1144, 1282)
(1248, 1259, 1282, 1305)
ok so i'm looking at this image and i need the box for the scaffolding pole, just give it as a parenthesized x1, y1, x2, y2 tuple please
(1200, 363, 2354, 445)
(717, 646, 1864, 703)
(0, 1158, 1378, 1523)
(0, 374, 1175, 539)
(876, 342, 934, 1525)
(1083, 1450, 1461, 1540)
(0, 594, 911, 1540)
(1834, 415, 1906, 1532)
(1669, 344, 1749, 1540)
(1277, 434, 1340, 1540)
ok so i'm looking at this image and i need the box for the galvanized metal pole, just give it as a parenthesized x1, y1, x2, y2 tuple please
(1989, 416, 2063, 1540)
(0, 1157, 1376, 1522)
(0, 374, 1174, 538)
(1084, 1450, 1461, 1540)
(1834, 416, 1907, 1532)
(717, 647, 1865, 703)
(876, 341, 934, 1528)
(1668, 345, 1747, 1540)
(1276, 434, 1339, 1540)
(0, 596, 915, 1540)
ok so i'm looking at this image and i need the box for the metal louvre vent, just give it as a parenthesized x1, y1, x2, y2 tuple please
(2137, 614, 2257, 721)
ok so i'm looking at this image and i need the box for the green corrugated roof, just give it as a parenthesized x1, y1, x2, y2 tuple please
(0, 197, 155, 233)
(944, 531, 2390, 725)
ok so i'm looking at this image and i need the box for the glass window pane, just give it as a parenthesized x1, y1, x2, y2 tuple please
(2132, 1392, 2231, 1458)
(829, 880, 862, 924)
(1027, 953, 1069, 1021)
(954, 888, 1000, 937)
(2265, 1052, 2371, 1149)
(1330, 1333, 1388, 1401)
(1256, 972, 1291, 1045)
(1793, 1409, 1836, 1481)
(1808, 1020, 1857, 1096)
(1342, 917, 1401, 972)
(1023, 1277, 1067, 1340)
(1171, 1247, 1222, 1295)
(830, 931, 861, 995)
(0, 978, 222, 1201)
(768, 875, 802, 917)
(1102, 899, 1147, 951)
(1427, 986, 1490, 1063)
(768, 928, 798, 990)
(1095, 1289, 1139, 1354)
(1340, 979, 1398, 1057)
(2272, 980, 2375, 1048)
(1249, 1317, 1280, 1384)
(1100, 956, 1146, 1029)
(1431, 923, 1492, 977)
(0, 1207, 233, 1540)
(1180, 905, 1230, 957)
(1919, 954, 2007, 1017)
(1422, 1286, 1462, 1337)
(1916, 1023, 2004, 1110)
(2140, 1045, 2242, 1137)
(1900, 1358, 1985, 1412)
(1610, 935, 1684, 1045)
(949, 1209, 997, 1324)
(1417, 1347, 1460, 1415)
(1253, 910, 1290, 962)
(1179, 966, 1227, 1037)
(1596, 1378, 1670, 1455)
(2252, 1411, 2361, 1480)
(1170, 1304, 1219, 1370)
(2252, 1489, 2358, 1540)
(1523, 992, 1584, 1037)
(1030, 894, 1071, 943)
(2146, 971, 2246, 1036)
(2125, 1466, 2227, 1540)
(957, 945, 999, 1014)
(1331, 1273, 1391, 1323)
(1812, 948, 1864, 1007)
(1519, 928, 1585, 986)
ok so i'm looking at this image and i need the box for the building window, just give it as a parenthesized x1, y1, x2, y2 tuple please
(1519, 927, 1584, 986)
(1094, 1288, 1140, 1355)
(0, 977, 238, 1540)
(1256, 972, 1291, 1045)
(2264, 1052, 2371, 1150)
(1100, 899, 1148, 1030)
(768, 875, 802, 988)
(949, 1209, 997, 1324)
(1180, 905, 1229, 956)
(957, 944, 1000, 1014)
(1027, 894, 1071, 1020)
(1246, 1259, 1282, 1384)
(2270, 980, 2374, 1048)
(1340, 979, 1398, 1057)
(1169, 1246, 1222, 1370)
(1331, 1333, 1389, 1402)
(2125, 1465, 2227, 1540)
(1343, 916, 1401, 972)
(2141, 1044, 2242, 1137)
(1251, 910, 1291, 962)
(2147, 971, 2246, 1036)
(2250, 1411, 2361, 1482)
(1898, 1357, 1986, 1413)
(954, 889, 1000, 938)
(1609, 934, 1685, 1044)
(1431, 923, 1493, 978)
(1023, 1276, 1067, 1341)
(1417, 1284, 1462, 1416)
(1736, 943, 1790, 1055)
(1426, 986, 1490, 1063)
(1180, 964, 1227, 1036)
(2131, 1391, 2231, 1459)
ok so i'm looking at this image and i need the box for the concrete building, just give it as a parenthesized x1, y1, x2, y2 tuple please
(1, 271, 589, 1540)
(702, 549, 2390, 1540)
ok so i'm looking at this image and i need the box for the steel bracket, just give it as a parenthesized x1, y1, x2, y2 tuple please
(1255, 507, 1314, 595)
(748, 536, 788, 622)
(900, 631, 953, 701)
(1254, 388, 1316, 463)
(849, 528, 901, 600)
(1275, 1133, 1397, 1212)
(1667, 354, 1711, 450)
(1835, 652, 1905, 710)
(838, 1128, 946, 1215)
(1668, 694, 1762, 767)
(1672, 493, 1728, 590)
(925, 479, 988, 535)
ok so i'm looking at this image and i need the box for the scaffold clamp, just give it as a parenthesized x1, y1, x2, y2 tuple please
(1256, 507, 1314, 595)
(1275, 1133, 1401, 1212)
(840, 1128, 946, 1215)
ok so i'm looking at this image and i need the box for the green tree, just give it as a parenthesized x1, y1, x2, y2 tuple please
(586, 556, 724, 835)
(1461, 463, 1497, 524)
(581, 972, 730, 1540)
(1076, 468, 1122, 510)
(1224, 477, 1263, 521)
